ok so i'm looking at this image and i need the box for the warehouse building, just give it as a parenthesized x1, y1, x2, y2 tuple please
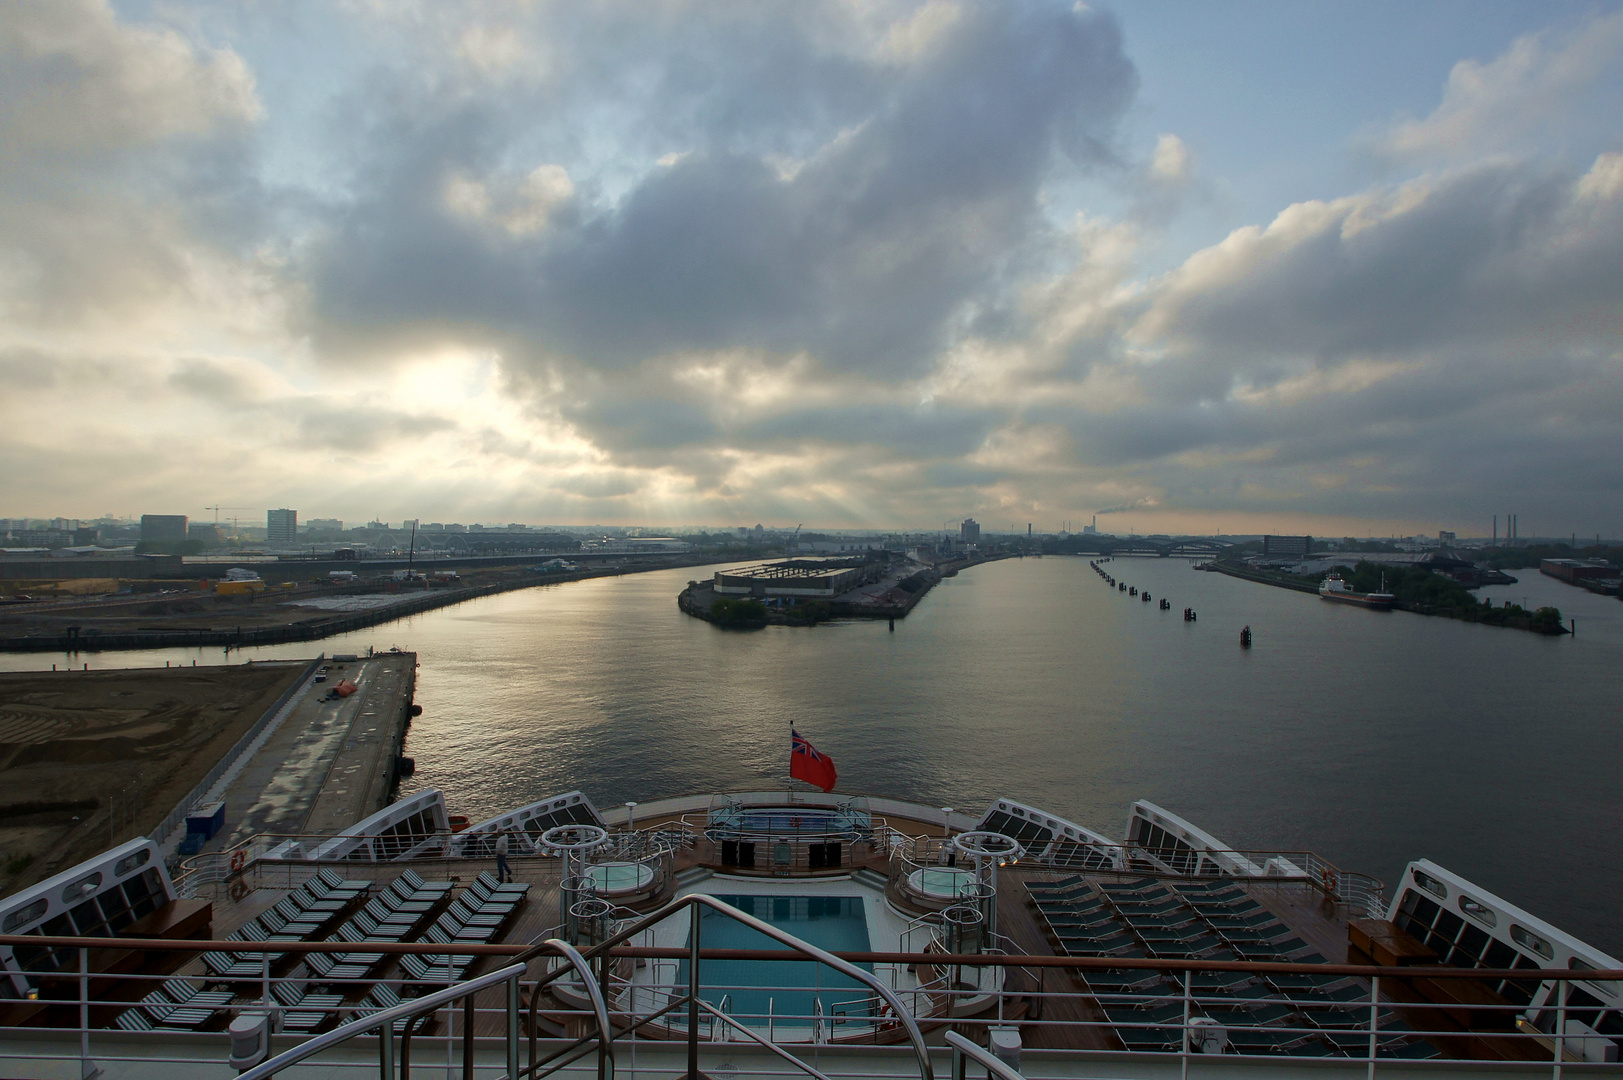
(713, 558, 879, 598)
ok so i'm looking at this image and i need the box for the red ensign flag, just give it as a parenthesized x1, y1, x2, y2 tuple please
(790, 728, 837, 792)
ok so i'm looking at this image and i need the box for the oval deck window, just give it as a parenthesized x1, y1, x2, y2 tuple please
(1458, 896, 1497, 926)
(1570, 957, 1616, 996)
(114, 849, 151, 877)
(2, 898, 49, 933)
(1414, 870, 1448, 899)
(1510, 924, 1554, 960)
(61, 873, 102, 903)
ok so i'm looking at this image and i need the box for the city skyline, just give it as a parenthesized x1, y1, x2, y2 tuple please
(4, 507, 1600, 546)
(3, 2, 1622, 536)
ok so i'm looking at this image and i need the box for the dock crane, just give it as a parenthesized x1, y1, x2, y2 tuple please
(204, 505, 257, 539)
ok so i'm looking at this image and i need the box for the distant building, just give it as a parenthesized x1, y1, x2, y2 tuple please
(444, 523, 466, 534)
(797, 539, 885, 553)
(1262, 535, 1311, 558)
(715, 559, 876, 598)
(960, 518, 981, 545)
(582, 537, 691, 554)
(306, 518, 343, 532)
(187, 523, 220, 544)
(266, 508, 297, 547)
(1438, 530, 1457, 543)
(5, 529, 72, 548)
(140, 514, 188, 544)
(1541, 559, 1618, 585)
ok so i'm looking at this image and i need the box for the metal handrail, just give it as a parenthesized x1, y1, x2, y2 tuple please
(697, 999, 836, 1080)
(8, 938, 1623, 1078)
(541, 938, 617, 1074)
(236, 961, 528, 1080)
(945, 1030, 1024, 1080)
(12, 932, 1623, 982)
(235, 938, 616, 1080)
(515, 892, 937, 1080)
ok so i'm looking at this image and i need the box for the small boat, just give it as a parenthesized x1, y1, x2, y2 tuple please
(1141, 592, 1152, 602)
(1129, 586, 1137, 596)
(1183, 608, 1197, 621)
(1159, 599, 1170, 610)
(1240, 625, 1252, 648)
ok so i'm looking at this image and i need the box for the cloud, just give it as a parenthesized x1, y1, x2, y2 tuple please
(980, 149, 1623, 528)
(0, 1, 271, 337)
(291, 405, 458, 453)
(0, 0, 260, 171)
(1149, 133, 1191, 185)
(302, 1, 1137, 382)
(4, 2, 1623, 535)
(1093, 497, 1157, 515)
(167, 358, 272, 404)
(1133, 154, 1623, 368)
(1369, 9, 1623, 164)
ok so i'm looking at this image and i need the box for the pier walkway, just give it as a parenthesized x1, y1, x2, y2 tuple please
(202, 653, 417, 853)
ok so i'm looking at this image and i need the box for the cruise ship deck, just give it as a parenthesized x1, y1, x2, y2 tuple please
(2, 788, 1619, 1080)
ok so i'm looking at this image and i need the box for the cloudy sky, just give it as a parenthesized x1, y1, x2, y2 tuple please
(4, 1, 1622, 536)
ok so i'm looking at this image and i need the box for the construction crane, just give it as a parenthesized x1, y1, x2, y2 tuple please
(204, 505, 257, 539)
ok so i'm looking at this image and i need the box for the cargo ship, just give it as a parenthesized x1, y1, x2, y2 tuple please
(1319, 571, 1395, 610)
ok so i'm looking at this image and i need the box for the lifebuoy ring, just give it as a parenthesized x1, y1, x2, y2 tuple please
(876, 1001, 901, 1029)
(1321, 868, 1338, 895)
(230, 849, 246, 873)
(228, 881, 249, 903)
(790, 816, 802, 829)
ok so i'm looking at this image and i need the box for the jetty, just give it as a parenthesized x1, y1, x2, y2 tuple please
(679, 553, 1004, 626)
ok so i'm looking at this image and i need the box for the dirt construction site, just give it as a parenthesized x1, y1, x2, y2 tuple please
(0, 662, 307, 896)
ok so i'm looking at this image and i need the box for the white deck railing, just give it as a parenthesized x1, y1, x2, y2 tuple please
(6, 930, 1623, 1079)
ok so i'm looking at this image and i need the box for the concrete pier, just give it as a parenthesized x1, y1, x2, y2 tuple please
(200, 652, 418, 851)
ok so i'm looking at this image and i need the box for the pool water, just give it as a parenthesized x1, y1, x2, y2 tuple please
(908, 867, 974, 898)
(585, 861, 653, 894)
(709, 808, 866, 834)
(677, 894, 874, 1028)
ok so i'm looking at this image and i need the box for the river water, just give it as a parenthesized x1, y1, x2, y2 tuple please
(4, 557, 1619, 954)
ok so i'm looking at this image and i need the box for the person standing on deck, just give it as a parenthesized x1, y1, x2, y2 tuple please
(495, 831, 512, 884)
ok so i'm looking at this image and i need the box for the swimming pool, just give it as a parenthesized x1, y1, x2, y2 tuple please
(707, 807, 868, 835)
(907, 867, 974, 899)
(585, 861, 653, 895)
(677, 894, 875, 1029)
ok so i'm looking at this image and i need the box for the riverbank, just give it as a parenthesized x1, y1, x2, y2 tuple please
(0, 556, 738, 652)
(1204, 561, 1570, 635)
(677, 554, 1004, 627)
(0, 661, 310, 893)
